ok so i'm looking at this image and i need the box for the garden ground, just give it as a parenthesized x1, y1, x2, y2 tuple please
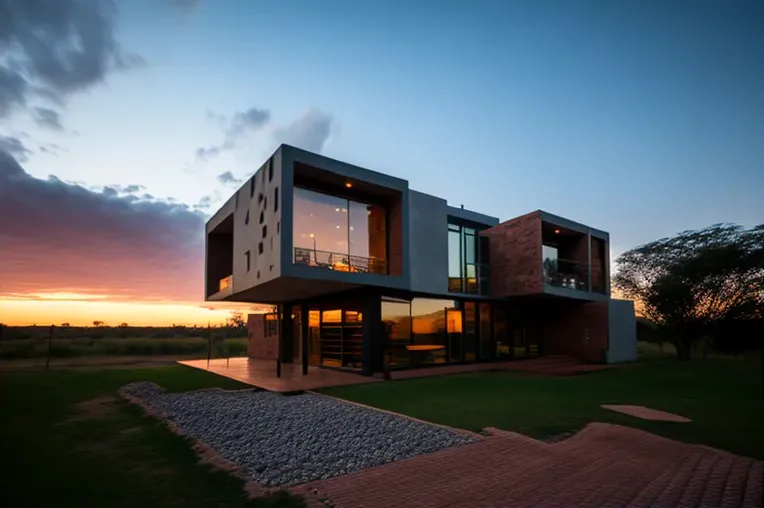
(1, 346, 761, 507)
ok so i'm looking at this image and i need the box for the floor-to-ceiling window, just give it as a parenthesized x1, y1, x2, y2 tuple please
(293, 187, 387, 273)
(410, 299, 449, 365)
(382, 297, 412, 369)
(479, 302, 492, 360)
(447, 223, 490, 294)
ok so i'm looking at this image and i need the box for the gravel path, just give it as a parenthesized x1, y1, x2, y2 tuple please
(121, 382, 475, 487)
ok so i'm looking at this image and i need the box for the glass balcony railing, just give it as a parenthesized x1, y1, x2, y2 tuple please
(219, 275, 233, 292)
(448, 263, 490, 295)
(293, 247, 387, 275)
(543, 258, 590, 291)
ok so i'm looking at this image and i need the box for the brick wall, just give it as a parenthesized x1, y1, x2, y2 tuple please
(247, 313, 279, 360)
(543, 301, 609, 363)
(481, 211, 542, 297)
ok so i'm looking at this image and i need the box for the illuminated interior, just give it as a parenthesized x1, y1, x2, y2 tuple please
(293, 186, 387, 273)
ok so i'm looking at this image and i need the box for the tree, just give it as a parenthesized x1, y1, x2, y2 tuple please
(61, 322, 70, 328)
(226, 311, 246, 329)
(614, 223, 763, 360)
(93, 321, 104, 327)
(118, 323, 129, 328)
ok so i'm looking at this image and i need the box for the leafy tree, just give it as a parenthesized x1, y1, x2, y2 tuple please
(92, 321, 104, 327)
(614, 223, 763, 360)
(226, 311, 246, 329)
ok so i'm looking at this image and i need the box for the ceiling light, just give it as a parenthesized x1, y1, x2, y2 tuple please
(335, 208, 340, 212)
(336, 225, 340, 229)
(554, 229, 561, 234)
(345, 182, 353, 188)
(309, 233, 315, 238)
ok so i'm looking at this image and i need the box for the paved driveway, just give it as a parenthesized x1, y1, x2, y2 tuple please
(293, 423, 762, 508)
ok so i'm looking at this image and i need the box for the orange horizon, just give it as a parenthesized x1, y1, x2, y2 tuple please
(0, 292, 272, 327)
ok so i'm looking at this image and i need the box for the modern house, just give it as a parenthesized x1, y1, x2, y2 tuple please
(205, 144, 637, 376)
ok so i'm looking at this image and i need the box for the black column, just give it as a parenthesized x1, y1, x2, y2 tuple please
(281, 303, 294, 363)
(301, 302, 309, 375)
(362, 292, 382, 376)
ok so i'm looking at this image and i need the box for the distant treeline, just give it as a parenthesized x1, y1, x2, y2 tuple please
(0, 323, 247, 341)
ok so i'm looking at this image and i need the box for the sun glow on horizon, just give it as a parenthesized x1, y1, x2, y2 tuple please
(0, 298, 268, 327)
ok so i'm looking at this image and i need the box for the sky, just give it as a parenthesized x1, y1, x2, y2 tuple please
(1, 0, 762, 326)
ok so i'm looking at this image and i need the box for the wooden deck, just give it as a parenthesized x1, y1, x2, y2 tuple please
(178, 358, 381, 393)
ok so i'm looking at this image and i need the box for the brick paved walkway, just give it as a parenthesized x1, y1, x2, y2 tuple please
(292, 423, 763, 508)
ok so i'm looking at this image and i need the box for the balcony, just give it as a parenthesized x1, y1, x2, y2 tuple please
(219, 275, 233, 292)
(293, 247, 387, 274)
(448, 263, 490, 295)
(543, 258, 589, 291)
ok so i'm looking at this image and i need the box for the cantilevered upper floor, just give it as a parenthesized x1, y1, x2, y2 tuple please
(204, 145, 609, 304)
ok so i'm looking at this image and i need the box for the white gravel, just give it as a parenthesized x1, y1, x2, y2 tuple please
(121, 381, 475, 487)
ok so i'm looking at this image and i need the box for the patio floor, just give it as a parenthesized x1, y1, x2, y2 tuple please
(180, 355, 610, 393)
(178, 358, 381, 392)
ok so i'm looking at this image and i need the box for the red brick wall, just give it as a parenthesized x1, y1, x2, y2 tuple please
(481, 211, 542, 297)
(591, 237, 607, 293)
(543, 301, 609, 363)
(247, 313, 279, 360)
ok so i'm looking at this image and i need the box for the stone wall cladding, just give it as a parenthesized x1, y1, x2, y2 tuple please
(247, 314, 278, 360)
(481, 211, 542, 297)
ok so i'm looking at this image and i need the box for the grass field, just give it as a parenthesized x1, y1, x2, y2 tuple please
(0, 366, 304, 508)
(322, 353, 764, 459)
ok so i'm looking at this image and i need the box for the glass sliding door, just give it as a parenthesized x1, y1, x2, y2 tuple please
(479, 302, 493, 360)
(382, 298, 412, 369)
(493, 306, 511, 359)
(463, 302, 477, 361)
(410, 299, 449, 366)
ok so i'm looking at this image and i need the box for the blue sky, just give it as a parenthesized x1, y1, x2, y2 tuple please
(13, 0, 764, 251)
(1, 0, 762, 324)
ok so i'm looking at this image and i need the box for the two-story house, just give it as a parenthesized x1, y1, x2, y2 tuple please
(205, 144, 636, 376)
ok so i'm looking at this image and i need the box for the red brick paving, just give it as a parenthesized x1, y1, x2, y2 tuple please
(601, 404, 692, 423)
(291, 423, 762, 508)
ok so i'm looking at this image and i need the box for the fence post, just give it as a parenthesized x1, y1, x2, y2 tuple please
(46, 324, 54, 370)
(206, 322, 212, 367)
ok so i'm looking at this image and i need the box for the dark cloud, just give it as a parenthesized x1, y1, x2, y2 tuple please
(0, 0, 141, 120)
(33, 107, 64, 131)
(39, 143, 67, 156)
(273, 109, 334, 154)
(195, 107, 271, 162)
(0, 135, 33, 162)
(0, 149, 207, 302)
(216, 171, 241, 186)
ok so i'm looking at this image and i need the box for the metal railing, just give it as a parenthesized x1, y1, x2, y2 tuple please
(448, 263, 490, 295)
(219, 275, 233, 292)
(543, 258, 590, 291)
(293, 247, 387, 274)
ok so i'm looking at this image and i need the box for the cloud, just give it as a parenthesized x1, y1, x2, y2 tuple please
(273, 109, 334, 154)
(216, 171, 241, 186)
(0, 149, 208, 302)
(0, 135, 33, 162)
(0, 0, 141, 120)
(195, 107, 271, 162)
(33, 107, 64, 131)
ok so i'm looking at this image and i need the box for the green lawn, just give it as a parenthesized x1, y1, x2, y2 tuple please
(322, 354, 764, 459)
(0, 366, 304, 508)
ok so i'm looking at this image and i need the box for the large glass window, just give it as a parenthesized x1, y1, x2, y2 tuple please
(410, 298, 450, 365)
(447, 223, 489, 294)
(463, 302, 477, 361)
(479, 302, 492, 360)
(293, 187, 387, 273)
(382, 298, 412, 369)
